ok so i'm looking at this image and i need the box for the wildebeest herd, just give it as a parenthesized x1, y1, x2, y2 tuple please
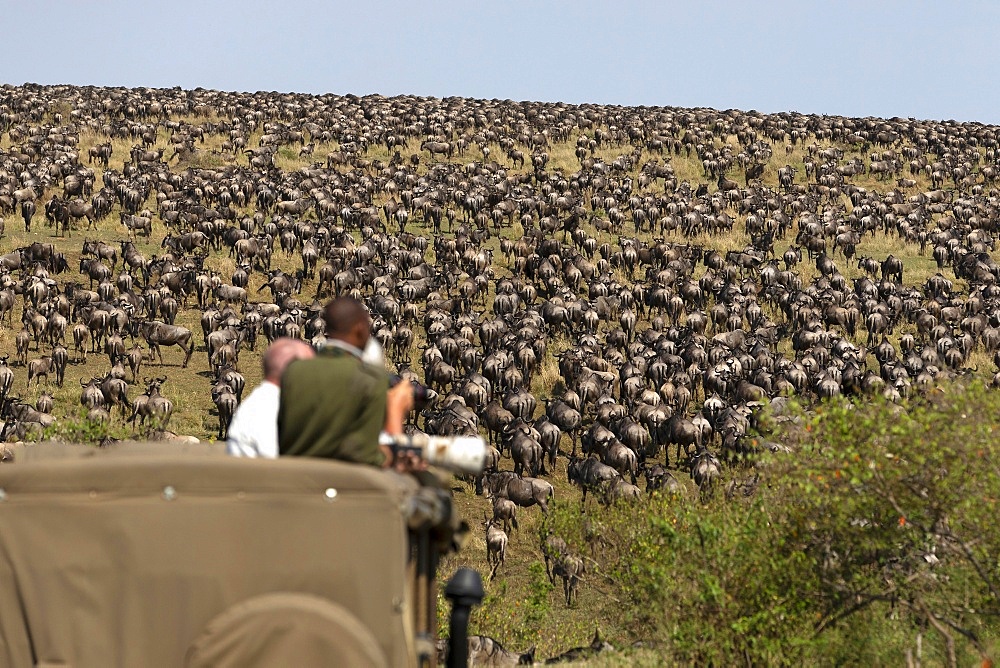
(2, 82, 1000, 656)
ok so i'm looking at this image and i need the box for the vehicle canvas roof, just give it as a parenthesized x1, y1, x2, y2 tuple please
(0, 441, 421, 667)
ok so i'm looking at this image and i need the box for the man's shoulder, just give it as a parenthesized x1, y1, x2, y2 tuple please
(241, 381, 279, 407)
(285, 354, 385, 383)
(284, 355, 341, 381)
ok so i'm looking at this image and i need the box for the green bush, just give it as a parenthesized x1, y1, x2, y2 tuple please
(41, 412, 127, 444)
(769, 383, 1000, 667)
(527, 382, 1000, 666)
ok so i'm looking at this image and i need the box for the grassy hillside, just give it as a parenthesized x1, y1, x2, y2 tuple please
(2, 85, 1000, 663)
(0, 99, 973, 439)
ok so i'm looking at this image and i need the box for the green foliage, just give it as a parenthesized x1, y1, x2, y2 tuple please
(464, 563, 554, 649)
(589, 491, 816, 665)
(462, 382, 1000, 665)
(523, 561, 555, 631)
(40, 412, 126, 444)
(767, 383, 1000, 666)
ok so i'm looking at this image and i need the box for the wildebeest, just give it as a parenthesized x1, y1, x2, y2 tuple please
(130, 377, 174, 430)
(644, 463, 682, 494)
(465, 636, 535, 666)
(504, 418, 544, 477)
(552, 552, 586, 606)
(490, 495, 519, 534)
(420, 140, 454, 160)
(484, 515, 508, 581)
(139, 321, 194, 367)
(544, 628, 615, 664)
(567, 456, 620, 505)
(0, 357, 13, 404)
(482, 399, 515, 450)
(36, 391, 54, 415)
(51, 345, 68, 387)
(541, 532, 569, 585)
(80, 377, 105, 411)
(26, 356, 54, 386)
(690, 446, 722, 500)
(3, 399, 56, 435)
(545, 398, 582, 455)
(484, 471, 554, 513)
(603, 477, 643, 505)
(100, 373, 132, 418)
(211, 384, 238, 439)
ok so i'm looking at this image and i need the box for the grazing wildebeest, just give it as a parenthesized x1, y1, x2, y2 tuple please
(26, 356, 54, 386)
(465, 636, 535, 666)
(567, 456, 620, 505)
(484, 515, 508, 581)
(484, 471, 554, 513)
(211, 384, 238, 439)
(552, 553, 586, 606)
(130, 377, 174, 430)
(541, 532, 569, 585)
(139, 320, 194, 367)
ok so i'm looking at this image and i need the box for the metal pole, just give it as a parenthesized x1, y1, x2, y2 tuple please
(415, 528, 432, 666)
(445, 568, 484, 668)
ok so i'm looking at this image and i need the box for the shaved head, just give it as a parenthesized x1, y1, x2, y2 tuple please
(323, 297, 371, 348)
(263, 337, 315, 383)
(324, 297, 370, 336)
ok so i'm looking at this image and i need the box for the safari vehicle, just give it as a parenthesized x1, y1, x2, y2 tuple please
(0, 441, 481, 667)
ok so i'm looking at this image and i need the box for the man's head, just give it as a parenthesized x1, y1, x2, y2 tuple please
(323, 297, 371, 350)
(262, 337, 315, 384)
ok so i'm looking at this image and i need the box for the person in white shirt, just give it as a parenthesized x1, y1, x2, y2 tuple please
(226, 337, 315, 458)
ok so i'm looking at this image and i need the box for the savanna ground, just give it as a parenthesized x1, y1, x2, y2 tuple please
(2, 89, 999, 664)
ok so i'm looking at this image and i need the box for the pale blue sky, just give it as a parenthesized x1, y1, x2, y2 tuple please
(2, 1, 997, 123)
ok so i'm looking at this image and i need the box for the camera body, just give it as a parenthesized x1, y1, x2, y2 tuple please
(388, 374, 431, 411)
(379, 432, 487, 476)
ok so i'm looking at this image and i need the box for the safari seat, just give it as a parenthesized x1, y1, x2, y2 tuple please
(0, 442, 419, 668)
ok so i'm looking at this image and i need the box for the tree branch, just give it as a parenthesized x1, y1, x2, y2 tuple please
(914, 598, 956, 668)
(939, 529, 1000, 602)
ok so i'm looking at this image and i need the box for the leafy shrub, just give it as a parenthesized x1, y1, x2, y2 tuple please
(768, 383, 1000, 666)
(525, 382, 1000, 665)
(41, 412, 126, 444)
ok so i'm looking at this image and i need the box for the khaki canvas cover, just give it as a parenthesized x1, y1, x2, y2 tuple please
(0, 442, 420, 668)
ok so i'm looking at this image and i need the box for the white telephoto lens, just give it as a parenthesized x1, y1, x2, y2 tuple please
(423, 435, 487, 475)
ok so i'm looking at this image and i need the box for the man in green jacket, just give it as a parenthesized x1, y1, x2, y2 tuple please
(278, 297, 413, 466)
